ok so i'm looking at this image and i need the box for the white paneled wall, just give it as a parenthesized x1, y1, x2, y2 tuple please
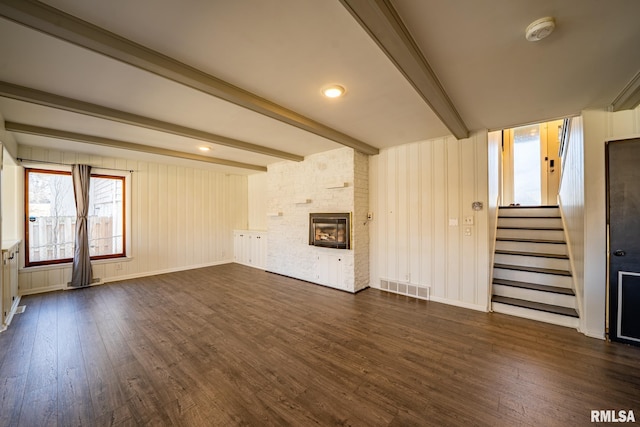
(17, 146, 247, 294)
(248, 173, 267, 231)
(581, 105, 640, 338)
(369, 132, 490, 310)
(558, 116, 585, 327)
(2, 150, 20, 241)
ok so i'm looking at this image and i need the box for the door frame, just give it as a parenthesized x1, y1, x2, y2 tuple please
(502, 121, 563, 206)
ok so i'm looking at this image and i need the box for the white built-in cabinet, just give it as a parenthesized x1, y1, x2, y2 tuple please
(1, 240, 20, 331)
(233, 230, 267, 269)
(315, 253, 346, 291)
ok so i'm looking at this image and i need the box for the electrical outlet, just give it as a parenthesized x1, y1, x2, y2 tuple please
(115, 263, 122, 270)
(367, 212, 374, 220)
(464, 227, 472, 236)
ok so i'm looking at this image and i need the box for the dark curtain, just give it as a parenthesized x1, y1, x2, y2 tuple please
(70, 164, 93, 287)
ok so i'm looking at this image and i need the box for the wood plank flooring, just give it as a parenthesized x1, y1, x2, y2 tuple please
(1, 263, 639, 426)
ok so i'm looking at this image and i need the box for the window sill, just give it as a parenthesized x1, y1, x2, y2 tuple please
(20, 256, 134, 273)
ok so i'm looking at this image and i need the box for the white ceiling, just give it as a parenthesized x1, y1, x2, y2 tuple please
(0, 0, 639, 174)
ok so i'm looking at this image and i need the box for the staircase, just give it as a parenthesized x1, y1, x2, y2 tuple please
(491, 206, 579, 328)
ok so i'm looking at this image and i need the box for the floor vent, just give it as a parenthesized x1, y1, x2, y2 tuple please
(380, 279, 430, 301)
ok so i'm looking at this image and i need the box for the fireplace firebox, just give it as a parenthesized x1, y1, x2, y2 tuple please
(309, 213, 351, 249)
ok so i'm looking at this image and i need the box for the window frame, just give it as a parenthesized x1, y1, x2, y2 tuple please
(24, 167, 127, 267)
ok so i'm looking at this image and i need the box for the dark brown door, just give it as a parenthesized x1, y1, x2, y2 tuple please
(607, 138, 640, 345)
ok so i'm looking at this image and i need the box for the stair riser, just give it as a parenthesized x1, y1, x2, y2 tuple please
(498, 217, 563, 229)
(494, 254, 570, 271)
(492, 302, 579, 328)
(495, 240, 568, 255)
(492, 284, 576, 308)
(499, 208, 560, 218)
(493, 268, 572, 288)
(496, 228, 565, 241)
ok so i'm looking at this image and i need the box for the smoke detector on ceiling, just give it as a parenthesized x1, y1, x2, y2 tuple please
(525, 17, 556, 42)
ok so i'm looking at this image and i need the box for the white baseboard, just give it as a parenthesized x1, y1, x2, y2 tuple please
(1, 296, 23, 328)
(20, 284, 65, 296)
(583, 329, 606, 340)
(426, 295, 488, 312)
(101, 259, 233, 283)
(232, 261, 266, 270)
(19, 260, 235, 296)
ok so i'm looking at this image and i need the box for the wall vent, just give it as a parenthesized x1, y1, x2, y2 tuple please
(379, 278, 430, 301)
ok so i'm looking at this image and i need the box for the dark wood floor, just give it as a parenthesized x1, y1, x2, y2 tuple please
(1, 264, 639, 426)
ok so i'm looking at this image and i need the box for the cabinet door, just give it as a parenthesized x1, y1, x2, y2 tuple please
(327, 255, 344, 290)
(233, 231, 252, 265)
(316, 253, 344, 289)
(2, 252, 10, 324)
(9, 248, 18, 304)
(233, 231, 246, 263)
(252, 233, 266, 269)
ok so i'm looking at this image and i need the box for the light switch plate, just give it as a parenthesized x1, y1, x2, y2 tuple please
(464, 216, 474, 225)
(449, 218, 458, 226)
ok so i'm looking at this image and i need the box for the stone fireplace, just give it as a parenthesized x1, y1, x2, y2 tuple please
(266, 147, 369, 292)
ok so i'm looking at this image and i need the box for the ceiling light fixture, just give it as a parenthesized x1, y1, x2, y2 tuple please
(198, 146, 211, 152)
(525, 17, 556, 42)
(322, 84, 346, 98)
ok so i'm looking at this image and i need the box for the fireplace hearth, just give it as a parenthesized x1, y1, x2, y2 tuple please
(309, 213, 351, 249)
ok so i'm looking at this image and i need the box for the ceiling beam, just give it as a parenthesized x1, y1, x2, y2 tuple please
(0, 80, 302, 162)
(5, 121, 267, 172)
(339, 0, 469, 140)
(0, 0, 379, 155)
(612, 70, 640, 112)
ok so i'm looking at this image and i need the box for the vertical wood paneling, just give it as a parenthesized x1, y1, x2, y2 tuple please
(17, 147, 248, 294)
(370, 132, 490, 310)
(166, 165, 178, 268)
(206, 172, 215, 260)
(386, 149, 397, 281)
(149, 163, 160, 271)
(460, 139, 476, 304)
(377, 152, 387, 282)
(176, 166, 187, 267)
(247, 174, 267, 231)
(137, 162, 149, 274)
(475, 137, 490, 308)
(559, 116, 585, 321)
(397, 145, 408, 282)
(419, 143, 433, 289)
(408, 143, 420, 285)
(368, 155, 379, 287)
(157, 164, 168, 268)
(432, 139, 446, 298)
(446, 138, 460, 301)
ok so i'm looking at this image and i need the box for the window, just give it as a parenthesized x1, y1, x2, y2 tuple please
(25, 168, 126, 267)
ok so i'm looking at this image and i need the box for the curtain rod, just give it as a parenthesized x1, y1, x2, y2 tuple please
(16, 157, 135, 173)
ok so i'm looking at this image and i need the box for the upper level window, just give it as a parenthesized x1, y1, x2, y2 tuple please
(25, 168, 126, 267)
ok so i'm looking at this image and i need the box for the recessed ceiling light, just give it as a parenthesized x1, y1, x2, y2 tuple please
(525, 17, 556, 42)
(198, 146, 211, 152)
(322, 84, 346, 98)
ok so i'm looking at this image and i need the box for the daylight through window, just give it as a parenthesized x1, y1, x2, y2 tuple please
(25, 168, 126, 267)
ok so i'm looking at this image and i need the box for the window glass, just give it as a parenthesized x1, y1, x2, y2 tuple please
(25, 169, 126, 266)
(513, 125, 542, 206)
